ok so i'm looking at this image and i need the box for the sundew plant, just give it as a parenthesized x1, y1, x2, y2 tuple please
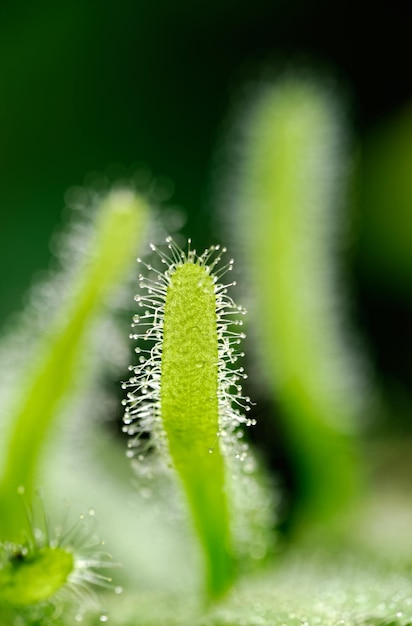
(1, 72, 412, 626)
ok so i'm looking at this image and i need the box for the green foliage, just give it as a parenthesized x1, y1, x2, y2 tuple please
(0, 70, 410, 626)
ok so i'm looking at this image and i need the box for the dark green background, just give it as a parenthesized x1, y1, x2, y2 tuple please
(2, 0, 412, 428)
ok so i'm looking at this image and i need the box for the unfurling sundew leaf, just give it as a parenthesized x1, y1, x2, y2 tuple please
(123, 238, 264, 599)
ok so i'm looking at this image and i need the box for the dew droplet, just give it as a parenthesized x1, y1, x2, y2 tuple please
(99, 615, 109, 623)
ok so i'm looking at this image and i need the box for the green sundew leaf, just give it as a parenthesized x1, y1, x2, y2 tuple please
(231, 77, 367, 532)
(0, 189, 148, 542)
(0, 546, 73, 607)
(161, 262, 234, 599)
(123, 242, 257, 599)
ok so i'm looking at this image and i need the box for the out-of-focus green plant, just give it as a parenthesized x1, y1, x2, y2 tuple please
(0, 188, 148, 621)
(228, 77, 368, 532)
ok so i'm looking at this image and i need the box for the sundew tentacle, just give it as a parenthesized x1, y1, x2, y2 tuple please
(123, 239, 255, 599)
